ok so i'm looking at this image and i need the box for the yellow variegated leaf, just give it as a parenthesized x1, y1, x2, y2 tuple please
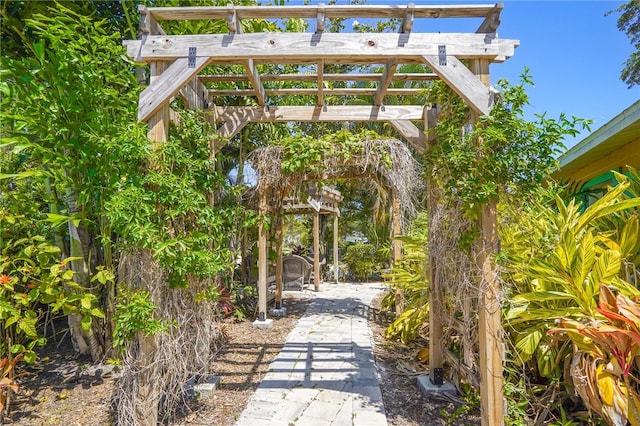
(619, 214, 640, 260)
(575, 231, 596, 288)
(597, 365, 616, 407)
(514, 329, 542, 362)
(592, 250, 621, 288)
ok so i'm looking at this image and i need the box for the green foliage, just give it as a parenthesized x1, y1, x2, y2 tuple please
(107, 110, 242, 287)
(382, 233, 430, 344)
(112, 287, 169, 350)
(550, 284, 640, 426)
(608, 0, 640, 88)
(342, 242, 378, 281)
(502, 178, 640, 374)
(426, 70, 591, 217)
(279, 129, 392, 174)
(0, 211, 104, 362)
(500, 171, 640, 423)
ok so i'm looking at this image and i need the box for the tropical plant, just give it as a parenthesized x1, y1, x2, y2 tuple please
(382, 235, 430, 344)
(426, 70, 591, 218)
(1, 3, 146, 360)
(550, 284, 640, 426)
(503, 177, 640, 378)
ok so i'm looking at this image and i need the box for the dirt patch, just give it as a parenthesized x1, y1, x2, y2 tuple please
(3, 289, 479, 425)
(369, 292, 481, 426)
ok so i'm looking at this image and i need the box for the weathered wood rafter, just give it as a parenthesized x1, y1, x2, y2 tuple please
(125, 33, 516, 63)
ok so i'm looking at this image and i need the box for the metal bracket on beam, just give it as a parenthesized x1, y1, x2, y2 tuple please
(188, 47, 197, 68)
(316, 3, 325, 33)
(438, 45, 447, 66)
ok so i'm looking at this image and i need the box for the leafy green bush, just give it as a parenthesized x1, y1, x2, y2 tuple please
(0, 211, 104, 363)
(343, 242, 378, 281)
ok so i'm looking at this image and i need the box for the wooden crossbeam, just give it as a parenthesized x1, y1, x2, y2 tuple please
(139, 5, 166, 36)
(147, 4, 503, 21)
(127, 33, 517, 63)
(208, 87, 425, 98)
(476, 3, 502, 33)
(402, 3, 415, 33)
(199, 72, 439, 83)
(421, 55, 492, 116)
(316, 3, 325, 33)
(179, 78, 206, 109)
(227, 4, 266, 106)
(209, 105, 425, 122)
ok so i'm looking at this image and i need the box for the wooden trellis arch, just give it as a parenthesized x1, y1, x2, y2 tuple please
(125, 4, 519, 425)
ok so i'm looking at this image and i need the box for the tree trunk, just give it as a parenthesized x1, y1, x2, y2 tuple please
(65, 187, 104, 362)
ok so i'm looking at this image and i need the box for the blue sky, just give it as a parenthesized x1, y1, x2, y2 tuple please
(286, 0, 639, 150)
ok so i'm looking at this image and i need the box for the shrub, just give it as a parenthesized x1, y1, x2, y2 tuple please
(343, 242, 378, 281)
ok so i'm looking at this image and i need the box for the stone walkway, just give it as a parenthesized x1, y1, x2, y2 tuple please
(235, 282, 389, 426)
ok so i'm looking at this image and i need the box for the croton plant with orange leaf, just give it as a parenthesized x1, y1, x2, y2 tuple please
(550, 284, 640, 426)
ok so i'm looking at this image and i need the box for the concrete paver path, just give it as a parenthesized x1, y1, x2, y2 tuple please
(235, 282, 388, 426)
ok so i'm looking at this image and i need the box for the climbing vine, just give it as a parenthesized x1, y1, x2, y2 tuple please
(425, 69, 592, 217)
(279, 129, 392, 175)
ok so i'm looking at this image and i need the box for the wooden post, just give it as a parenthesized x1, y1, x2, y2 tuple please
(313, 210, 320, 290)
(477, 200, 503, 426)
(472, 58, 504, 426)
(425, 105, 444, 384)
(391, 191, 404, 315)
(136, 60, 169, 426)
(333, 214, 339, 284)
(257, 191, 268, 320)
(275, 215, 283, 308)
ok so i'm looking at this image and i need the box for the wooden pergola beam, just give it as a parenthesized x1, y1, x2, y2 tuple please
(227, 4, 267, 106)
(208, 87, 425, 98)
(125, 33, 517, 63)
(388, 119, 426, 153)
(199, 72, 438, 83)
(317, 60, 324, 107)
(179, 77, 207, 109)
(147, 4, 504, 21)
(476, 2, 502, 33)
(210, 105, 425, 122)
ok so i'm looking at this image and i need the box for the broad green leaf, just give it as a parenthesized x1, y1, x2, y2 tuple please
(80, 295, 93, 310)
(18, 317, 37, 338)
(81, 315, 92, 331)
(514, 329, 543, 362)
(23, 350, 36, 364)
(512, 291, 575, 303)
(10, 344, 26, 354)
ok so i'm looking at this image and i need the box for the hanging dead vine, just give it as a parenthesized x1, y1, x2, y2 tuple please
(247, 137, 423, 225)
(114, 249, 225, 425)
(427, 184, 481, 386)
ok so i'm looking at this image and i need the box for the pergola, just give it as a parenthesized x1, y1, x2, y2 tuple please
(125, 4, 519, 424)
(281, 185, 343, 289)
